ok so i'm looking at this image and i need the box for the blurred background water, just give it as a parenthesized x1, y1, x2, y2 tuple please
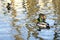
(0, 0, 60, 40)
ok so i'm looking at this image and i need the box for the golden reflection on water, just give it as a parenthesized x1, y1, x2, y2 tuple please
(10, 0, 23, 40)
(52, 0, 60, 24)
(26, 0, 39, 17)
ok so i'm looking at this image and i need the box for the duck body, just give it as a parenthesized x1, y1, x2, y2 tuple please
(36, 22, 50, 31)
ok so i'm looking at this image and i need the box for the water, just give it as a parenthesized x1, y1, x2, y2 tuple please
(0, 12, 56, 40)
(0, 0, 59, 40)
